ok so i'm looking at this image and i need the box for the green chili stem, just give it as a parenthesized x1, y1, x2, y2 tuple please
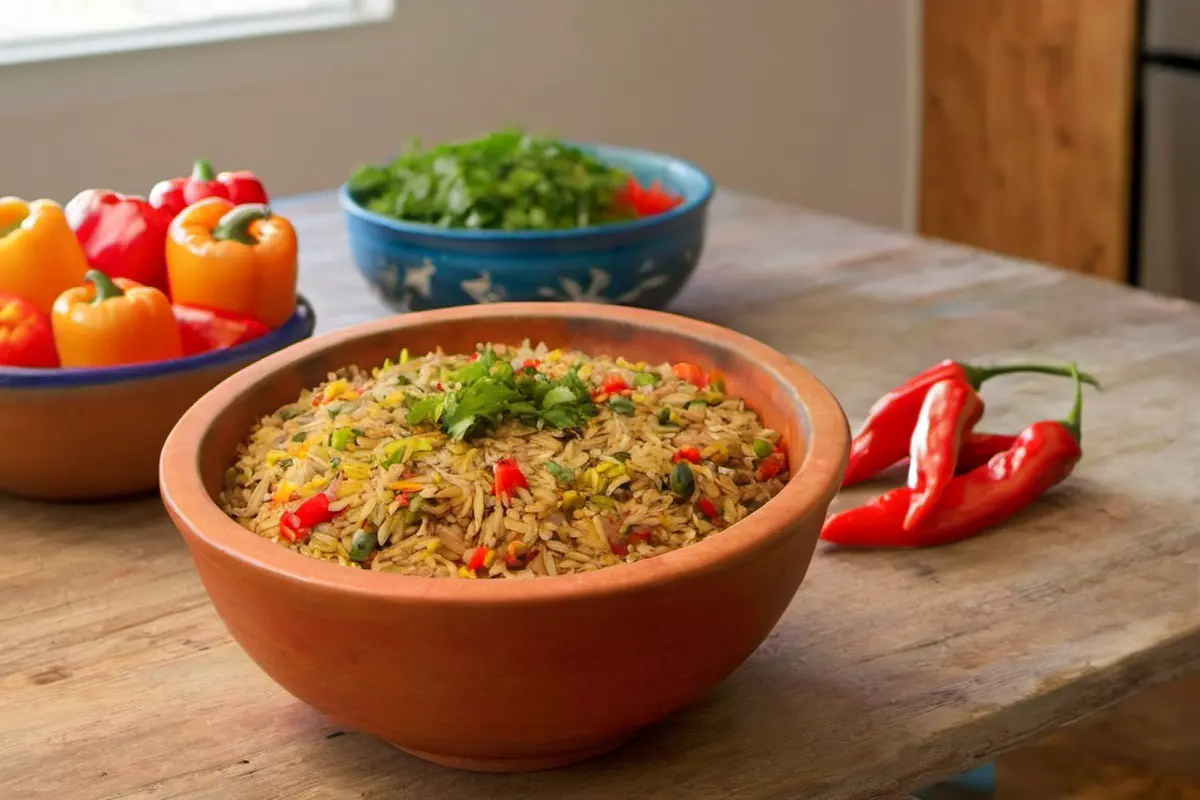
(212, 204, 271, 245)
(86, 269, 125, 304)
(961, 362, 1101, 390)
(192, 159, 216, 181)
(1062, 363, 1084, 443)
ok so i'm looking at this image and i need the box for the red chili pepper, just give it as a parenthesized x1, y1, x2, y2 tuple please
(696, 497, 719, 521)
(614, 176, 684, 218)
(672, 447, 702, 464)
(903, 378, 984, 530)
(0, 292, 58, 368)
(672, 362, 708, 388)
(63, 189, 173, 292)
(893, 432, 1018, 475)
(756, 449, 788, 481)
(278, 492, 337, 543)
(148, 159, 269, 217)
(600, 374, 630, 395)
(173, 303, 271, 356)
(822, 367, 1085, 549)
(491, 456, 528, 501)
(466, 546, 491, 571)
(841, 360, 1100, 488)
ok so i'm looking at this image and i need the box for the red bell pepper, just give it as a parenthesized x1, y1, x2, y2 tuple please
(491, 456, 528, 501)
(696, 497, 719, 521)
(0, 292, 58, 368)
(149, 159, 270, 217)
(279, 492, 337, 543)
(615, 176, 684, 218)
(672, 447, 702, 464)
(173, 303, 271, 357)
(64, 190, 173, 292)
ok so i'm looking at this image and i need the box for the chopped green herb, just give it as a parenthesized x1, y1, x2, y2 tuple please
(633, 372, 660, 387)
(279, 405, 304, 420)
(657, 407, 673, 425)
(347, 128, 636, 232)
(407, 395, 443, 427)
(326, 404, 342, 419)
(330, 428, 356, 451)
(590, 494, 617, 509)
(545, 461, 574, 485)
(611, 451, 632, 462)
(329, 457, 341, 471)
(609, 397, 635, 416)
(687, 400, 708, 411)
(542, 385, 577, 409)
(278, 458, 293, 470)
(291, 432, 308, 443)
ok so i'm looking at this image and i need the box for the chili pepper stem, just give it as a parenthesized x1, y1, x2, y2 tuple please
(1063, 363, 1084, 442)
(192, 159, 216, 181)
(961, 362, 1102, 390)
(85, 269, 125, 303)
(212, 204, 272, 245)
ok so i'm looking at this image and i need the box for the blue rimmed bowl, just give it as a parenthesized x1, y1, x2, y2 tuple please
(339, 143, 714, 312)
(0, 297, 316, 501)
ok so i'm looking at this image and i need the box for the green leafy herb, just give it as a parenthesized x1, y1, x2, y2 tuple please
(633, 372, 660, 387)
(609, 397, 635, 416)
(346, 128, 637, 232)
(407, 395, 444, 427)
(291, 432, 308, 443)
(279, 405, 304, 420)
(545, 461, 574, 485)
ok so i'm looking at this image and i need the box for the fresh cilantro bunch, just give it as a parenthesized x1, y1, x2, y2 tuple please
(405, 350, 597, 440)
(346, 128, 637, 231)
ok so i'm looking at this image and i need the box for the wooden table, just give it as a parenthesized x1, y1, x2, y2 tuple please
(3, 191, 1198, 800)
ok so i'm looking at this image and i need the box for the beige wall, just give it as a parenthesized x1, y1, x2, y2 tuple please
(1, 0, 918, 230)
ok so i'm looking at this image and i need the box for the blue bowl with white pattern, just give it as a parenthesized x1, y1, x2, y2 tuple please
(339, 143, 714, 311)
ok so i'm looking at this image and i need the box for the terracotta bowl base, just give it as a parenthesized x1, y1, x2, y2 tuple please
(390, 732, 636, 773)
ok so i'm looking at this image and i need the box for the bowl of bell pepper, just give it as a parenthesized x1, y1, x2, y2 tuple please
(0, 167, 316, 501)
(340, 129, 714, 312)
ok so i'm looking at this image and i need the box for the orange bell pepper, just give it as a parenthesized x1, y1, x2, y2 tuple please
(0, 197, 90, 314)
(52, 269, 183, 368)
(166, 197, 298, 328)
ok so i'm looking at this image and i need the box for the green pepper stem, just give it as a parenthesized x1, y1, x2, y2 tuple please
(1062, 363, 1084, 443)
(960, 362, 1102, 391)
(212, 204, 271, 245)
(86, 269, 125, 304)
(192, 159, 216, 181)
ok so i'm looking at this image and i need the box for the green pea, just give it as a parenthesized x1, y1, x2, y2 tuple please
(348, 529, 376, 562)
(752, 438, 774, 459)
(633, 372, 660, 387)
(609, 397, 635, 416)
(669, 461, 695, 499)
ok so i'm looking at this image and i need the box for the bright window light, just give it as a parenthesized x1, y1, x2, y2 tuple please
(0, 0, 393, 66)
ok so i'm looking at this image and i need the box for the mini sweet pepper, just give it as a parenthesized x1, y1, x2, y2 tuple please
(0, 197, 90, 314)
(166, 197, 298, 328)
(64, 189, 173, 292)
(0, 292, 59, 368)
(149, 159, 270, 217)
(52, 269, 183, 368)
(173, 303, 270, 356)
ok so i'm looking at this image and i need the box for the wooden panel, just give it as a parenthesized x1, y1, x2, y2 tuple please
(920, 0, 1138, 281)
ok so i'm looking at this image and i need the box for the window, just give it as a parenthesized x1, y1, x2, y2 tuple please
(0, 0, 393, 66)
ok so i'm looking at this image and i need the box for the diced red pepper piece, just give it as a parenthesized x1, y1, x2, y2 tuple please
(627, 527, 653, 544)
(468, 352, 479, 361)
(521, 359, 541, 370)
(756, 450, 788, 481)
(610, 539, 630, 556)
(278, 492, 337, 542)
(279, 512, 305, 543)
(672, 447, 702, 465)
(672, 362, 708, 388)
(492, 457, 529, 501)
(696, 497, 719, 521)
(466, 546, 491, 571)
(600, 374, 630, 395)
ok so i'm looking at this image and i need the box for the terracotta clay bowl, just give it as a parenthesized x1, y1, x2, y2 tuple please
(159, 302, 849, 773)
(0, 297, 315, 501)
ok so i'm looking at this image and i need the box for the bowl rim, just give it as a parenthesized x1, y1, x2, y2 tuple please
(337, 141, 716, 242)
(0, 296, 317, 390)
(160, 303, 849, 607)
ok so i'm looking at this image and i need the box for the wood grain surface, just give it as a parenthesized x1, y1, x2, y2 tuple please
(2, 191, 1198, 800)
(920, 0, 1138, 282)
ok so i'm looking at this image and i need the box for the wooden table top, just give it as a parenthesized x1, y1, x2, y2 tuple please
(3, 191, 1198, 800)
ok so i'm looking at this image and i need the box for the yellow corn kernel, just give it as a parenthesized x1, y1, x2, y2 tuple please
(273, 481, 296, 504)
(577, 363, 593, 379)
(322, 379, 350, 402)
(561, 490, 583, 510)
(380, 391, 407, 408)
(399, 348, 409, 364)
(482, 549, 496, 568)
(546, 349, 562, 362)
(631, 393, 648, 404)
(633, 361, 647, 371)
(457, 565, 472, 579)
(425, 539, 441, 553)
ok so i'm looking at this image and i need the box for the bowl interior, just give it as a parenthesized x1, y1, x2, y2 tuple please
(162, 304, 849, 604)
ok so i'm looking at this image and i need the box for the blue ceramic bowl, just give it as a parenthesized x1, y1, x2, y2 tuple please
(0, 297, 316, 500)
(339, 143, 714, 311)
